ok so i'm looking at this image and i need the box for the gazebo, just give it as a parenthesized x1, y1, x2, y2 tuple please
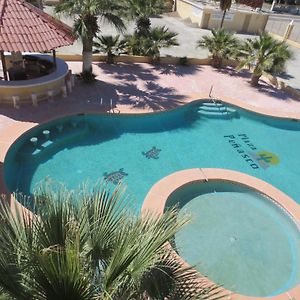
(0, 0, 75, 106)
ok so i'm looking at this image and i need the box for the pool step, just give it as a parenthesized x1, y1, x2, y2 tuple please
(201, 102, 223, 107)
(199, 106, 227, 112)
(198, 102, 238, 119)
(198, 110, 233, 119)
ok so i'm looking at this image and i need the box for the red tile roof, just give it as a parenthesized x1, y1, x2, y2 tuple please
(0, 0, 75, 52)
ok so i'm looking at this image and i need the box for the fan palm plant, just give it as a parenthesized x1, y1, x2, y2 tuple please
(197, 29, 239, 68)
(94, 35, 127, 64)
(125, 26, 178, 62)
(0, 184, 223, 300)
(55, 0, 125, 74)
(237, 32, 292, 86)
(123, 34, 144, 56)
(219, 0, 232, 29)
(142, 26, 179, 61)
(121, 0, 165, 36)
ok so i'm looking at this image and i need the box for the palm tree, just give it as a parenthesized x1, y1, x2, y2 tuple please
(123, 34, 144, 56)
(0, 184, 223, 300)
(55, 0, 125, 74)
(94, 35, 126, 64)
(122, 0, 165, 36)
(237, 32, 292, 86)
(142, 26, 179, 61)
(219, 0, 232, 29)
(197, 29, 239, 68)
(124, 26, 178, 62)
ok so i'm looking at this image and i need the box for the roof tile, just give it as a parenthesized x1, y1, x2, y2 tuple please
(0, 0, 74, 52)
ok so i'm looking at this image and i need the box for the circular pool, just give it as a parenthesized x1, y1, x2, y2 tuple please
(142, 168, 300, 299)
(167, 181, 300, 297)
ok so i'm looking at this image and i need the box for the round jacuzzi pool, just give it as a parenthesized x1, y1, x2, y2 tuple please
(142, 168, 300, 299)
(165, 180, 300, 297)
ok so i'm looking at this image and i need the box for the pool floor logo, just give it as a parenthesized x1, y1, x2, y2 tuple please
(224, 134, 280, 170)
(251, 151, 280, 169)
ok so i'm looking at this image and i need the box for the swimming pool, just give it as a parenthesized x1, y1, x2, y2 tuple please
(3, 101, 300, 207)
(166, 181, 300, 297)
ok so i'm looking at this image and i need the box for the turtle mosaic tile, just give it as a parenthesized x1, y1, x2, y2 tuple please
(142, 146, 161, 159)
(103, 168, 128, 185)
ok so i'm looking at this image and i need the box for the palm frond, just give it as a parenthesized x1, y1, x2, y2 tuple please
(101, 209, 189, 297)
(121, 0, 165, 20)
(0, 184, 225, 300)
(197, 29, 239, 66)
(220, 0, 232, 11)
(26, 246, 96, 300)
(237, 32, 292, 76)
(100, 13, 125, 33)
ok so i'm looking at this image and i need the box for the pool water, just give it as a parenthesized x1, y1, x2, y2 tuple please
(4, 102, 300, 207)
(169, 182, 300, 297)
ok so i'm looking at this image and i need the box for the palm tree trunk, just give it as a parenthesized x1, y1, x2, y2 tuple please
(107, 50, 114, 64)
(220, 10, 226, 29)
(82, 36, 93, 73)
(212, 56, 222, 68)
(136, 17, 151, 36)
(251, 74, 261, 86)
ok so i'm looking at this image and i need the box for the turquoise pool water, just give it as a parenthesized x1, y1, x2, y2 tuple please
(4, 102, 300, 206)
(168, 181, 300, 297)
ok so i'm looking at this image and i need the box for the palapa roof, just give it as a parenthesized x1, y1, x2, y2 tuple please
(0, 0, 75, 52)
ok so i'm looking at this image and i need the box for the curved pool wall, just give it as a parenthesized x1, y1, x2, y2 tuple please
(167, 181, 300, 297)
(3, 100, 300, 206)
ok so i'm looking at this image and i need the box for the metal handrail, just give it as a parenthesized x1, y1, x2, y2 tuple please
(208, 85, 224, 112)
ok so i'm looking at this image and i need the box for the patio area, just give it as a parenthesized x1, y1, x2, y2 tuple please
(1, 62, 300, 119)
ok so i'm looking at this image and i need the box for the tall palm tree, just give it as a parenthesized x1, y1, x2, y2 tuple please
(219, 0, 232, 29)
(55, 0, 125, 74)
(197, 29, 239, 68)
(122, 0, 165, 36)
(237, 32, 292, 86)
(0, 184, 223, 300)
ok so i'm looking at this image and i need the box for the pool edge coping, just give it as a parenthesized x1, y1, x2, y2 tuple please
(141, 168, 300, 300)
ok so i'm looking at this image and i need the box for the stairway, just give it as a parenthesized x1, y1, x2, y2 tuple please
(198, 100, 238, 119)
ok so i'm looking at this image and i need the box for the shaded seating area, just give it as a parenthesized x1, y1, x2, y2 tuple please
(7, 53, 56, 81)
(0, 0, 75, 107)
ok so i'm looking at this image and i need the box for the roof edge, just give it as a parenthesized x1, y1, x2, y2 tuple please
(0, 0, 7, 25)
(22, 0, 75, 44)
